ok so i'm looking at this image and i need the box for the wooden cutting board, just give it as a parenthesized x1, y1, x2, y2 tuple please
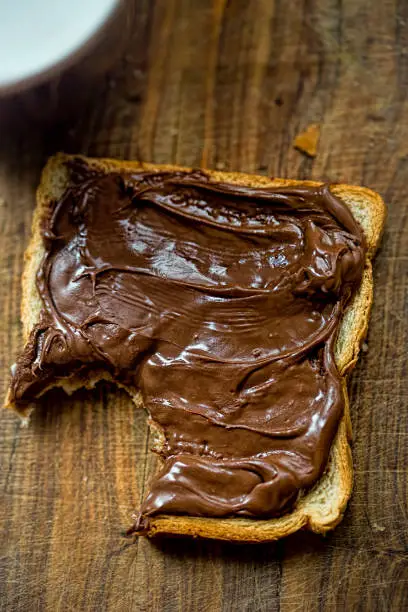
(1, 1, 407, 610)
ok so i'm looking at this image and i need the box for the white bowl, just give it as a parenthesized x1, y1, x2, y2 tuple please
(0, 0, 121, 96)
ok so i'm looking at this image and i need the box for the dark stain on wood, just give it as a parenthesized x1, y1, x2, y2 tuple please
(0, 1, 407, 610)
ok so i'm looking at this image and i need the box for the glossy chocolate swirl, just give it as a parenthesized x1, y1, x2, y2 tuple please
(10, 162, 366, 523)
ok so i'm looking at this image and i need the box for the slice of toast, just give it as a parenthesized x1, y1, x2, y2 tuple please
(5, 153, 386, 542)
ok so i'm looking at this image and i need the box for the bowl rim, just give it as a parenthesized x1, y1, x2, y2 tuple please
(0, 0, 122, 97)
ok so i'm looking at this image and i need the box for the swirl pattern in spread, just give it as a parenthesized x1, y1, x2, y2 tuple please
(10, 162, 366, 523)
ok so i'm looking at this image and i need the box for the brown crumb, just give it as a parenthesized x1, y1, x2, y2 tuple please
(294, 124, 320, 158)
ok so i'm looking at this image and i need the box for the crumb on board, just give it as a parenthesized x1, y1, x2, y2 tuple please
(294, 124, 320, 158)
(372, 523, 386, 532)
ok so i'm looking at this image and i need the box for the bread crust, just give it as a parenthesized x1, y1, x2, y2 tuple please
(5, 153, 386, 541)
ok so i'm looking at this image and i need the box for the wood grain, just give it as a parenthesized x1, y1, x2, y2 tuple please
(0, 0, 407, 610)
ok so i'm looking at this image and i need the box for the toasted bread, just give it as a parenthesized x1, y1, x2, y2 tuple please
(5, 154, 386, 542)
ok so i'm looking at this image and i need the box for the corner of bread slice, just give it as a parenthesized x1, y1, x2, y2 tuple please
(138, 414, 352, 542)
(20, 154, 73, 340)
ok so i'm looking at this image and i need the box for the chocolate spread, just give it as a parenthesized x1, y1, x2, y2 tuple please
(10, 160, 366, 523)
